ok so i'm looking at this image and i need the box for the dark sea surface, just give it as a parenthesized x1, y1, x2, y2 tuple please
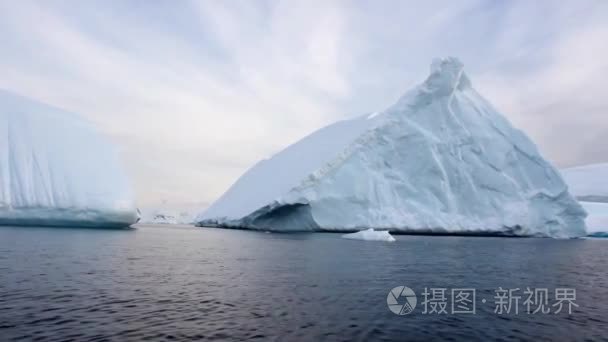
(1, 224, 607, 341)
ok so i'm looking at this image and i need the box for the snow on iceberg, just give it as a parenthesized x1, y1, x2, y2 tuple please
(342, 229, 396, 242)
(196, 57, 586, 238)
(0, 89, 138, 228)
(561, 163, 608, 203)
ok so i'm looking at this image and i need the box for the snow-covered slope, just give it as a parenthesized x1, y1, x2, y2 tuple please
(561, 163, 608, 203)
(202, 115, 372, 220)
(0, 89, 138, 228)
(196, 58, 586, 238)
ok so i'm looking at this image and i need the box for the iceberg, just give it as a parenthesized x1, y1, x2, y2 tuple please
(196, 57, 586, 238)
(0, 89, 138, 228)
(561, 163, 608, 203)
(342, 229, 396, 242)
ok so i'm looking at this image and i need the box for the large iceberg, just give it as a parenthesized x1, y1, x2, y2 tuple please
(0, 89, 138, 228)
(561, 163, 608, 203)
(196, 58, 586, 238)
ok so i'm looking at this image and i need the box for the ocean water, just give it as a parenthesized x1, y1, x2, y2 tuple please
(1, 224, 607, 341)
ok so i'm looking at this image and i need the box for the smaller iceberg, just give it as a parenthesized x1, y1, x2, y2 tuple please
(0, 89, 138, 228)
(342, 228, 396, 242)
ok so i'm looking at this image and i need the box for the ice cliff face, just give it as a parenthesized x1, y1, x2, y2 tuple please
(0, 90, 138, 228)
(197, 58, 587, 237)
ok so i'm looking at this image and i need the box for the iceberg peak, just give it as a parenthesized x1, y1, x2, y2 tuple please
(430, 56, 463, 74)
(423, 57, 471, 95)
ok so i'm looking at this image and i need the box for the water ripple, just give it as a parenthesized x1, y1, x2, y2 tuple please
(0, 225, 607, 341)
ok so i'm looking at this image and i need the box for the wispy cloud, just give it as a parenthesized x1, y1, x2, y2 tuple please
(0, 0, 606, 209)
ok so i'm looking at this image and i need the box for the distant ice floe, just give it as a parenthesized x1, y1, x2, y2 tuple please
(580, 202, 608, 237)
(561, 163, 608, 203)
(139, 206, 194, 225)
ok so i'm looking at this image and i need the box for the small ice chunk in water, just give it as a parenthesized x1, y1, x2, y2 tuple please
(342, 228, 396, 242)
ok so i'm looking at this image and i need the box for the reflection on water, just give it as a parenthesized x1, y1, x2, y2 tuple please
(1, 225, 607, 340)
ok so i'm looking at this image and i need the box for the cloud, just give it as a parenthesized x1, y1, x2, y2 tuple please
(0, 0, 606, 210)
(474, 1, 608, 167)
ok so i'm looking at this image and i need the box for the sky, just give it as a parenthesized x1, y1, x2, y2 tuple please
(0, 0, 607, 210)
